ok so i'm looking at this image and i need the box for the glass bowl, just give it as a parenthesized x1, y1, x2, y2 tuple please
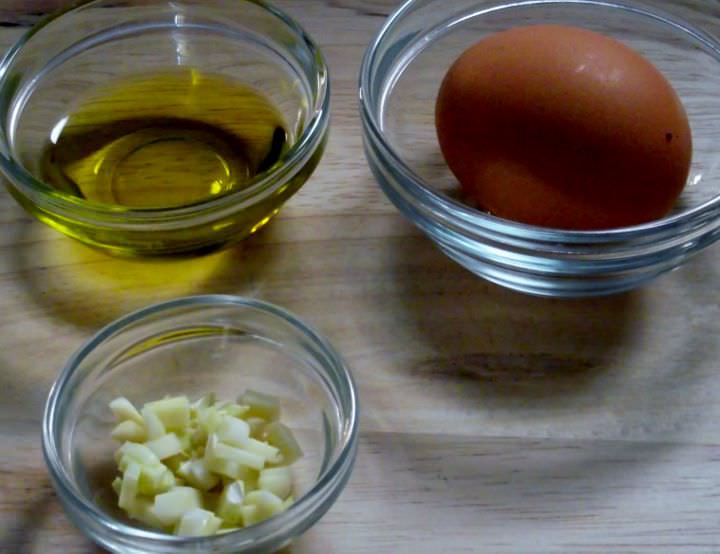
(42, 295, 358, 553)
(360, 0, 720, 297)
(0, 0, 329, 256)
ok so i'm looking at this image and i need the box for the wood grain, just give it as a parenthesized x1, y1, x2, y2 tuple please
(2, 1, 720, 553)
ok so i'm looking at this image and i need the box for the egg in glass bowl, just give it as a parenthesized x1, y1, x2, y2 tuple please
(360, 0, 720, 297)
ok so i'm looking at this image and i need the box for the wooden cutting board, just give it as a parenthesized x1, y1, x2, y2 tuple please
(1, 1, 720, 552)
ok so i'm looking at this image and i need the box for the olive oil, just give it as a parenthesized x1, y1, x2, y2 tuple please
(42, 68, 289, 209)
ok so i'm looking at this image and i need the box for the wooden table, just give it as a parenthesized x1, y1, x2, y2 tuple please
(2, 1, 720, 552)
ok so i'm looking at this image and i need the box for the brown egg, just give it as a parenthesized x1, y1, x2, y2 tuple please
(435, 25, 693, 230)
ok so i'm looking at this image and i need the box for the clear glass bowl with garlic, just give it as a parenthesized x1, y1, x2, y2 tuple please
(42, 296, 358, 554)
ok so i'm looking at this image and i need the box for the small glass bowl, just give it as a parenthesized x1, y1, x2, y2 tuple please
(360, 0, 720, 297)
(42, 295, 358, 553)
(0, 0, 329, 256)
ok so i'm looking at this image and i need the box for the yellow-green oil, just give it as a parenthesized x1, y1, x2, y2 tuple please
(42, 69, 289, 208)
(20, 67, 327, 256)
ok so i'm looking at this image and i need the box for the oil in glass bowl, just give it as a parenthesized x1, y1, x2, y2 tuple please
(41, 68, 289, 209)
(0, 0, 329, 256)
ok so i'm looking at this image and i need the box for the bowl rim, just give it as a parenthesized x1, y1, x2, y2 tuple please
(359, 0, 720, 243)
(0, 0, 330, 224)
(42, 294, 359, 550)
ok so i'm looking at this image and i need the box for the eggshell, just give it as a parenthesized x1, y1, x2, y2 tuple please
(435, 25, 692, 230)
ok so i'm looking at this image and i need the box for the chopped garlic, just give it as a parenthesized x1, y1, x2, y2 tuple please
(243, 489, 284, 522)
(177, 459, 219, 491)
(141, 407, 166, 440)
(238, 390, 280, 422)
(216, 480, 245, 525)
(175, 508, 222, 537)
(137, 463, 174, 496)
(239, 504, 259, 527)
(244, 437, 280, 462)
(126, 496, 168, 530)
(150, 487, 202, 526)
(116, 442, 160, 468)
(197, 406, 223, 435)
(258, 466, 293, 500)
(205, 433, 265, 471)
(223, 403, 250, 418)
(263, 422, 303, 465)
(246, 417, 266, 439)
(109, 397, 143, 425)
(111, 420, 146, 443)
(112, 476, 122, 496)
(144, 396, 190, 432)
(109, 391, 302, 536)
(119, 462, 141, 510)
(216, 416, 250, 447)
(145, 433, 183, 460)
(190, 393, 216, 414)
